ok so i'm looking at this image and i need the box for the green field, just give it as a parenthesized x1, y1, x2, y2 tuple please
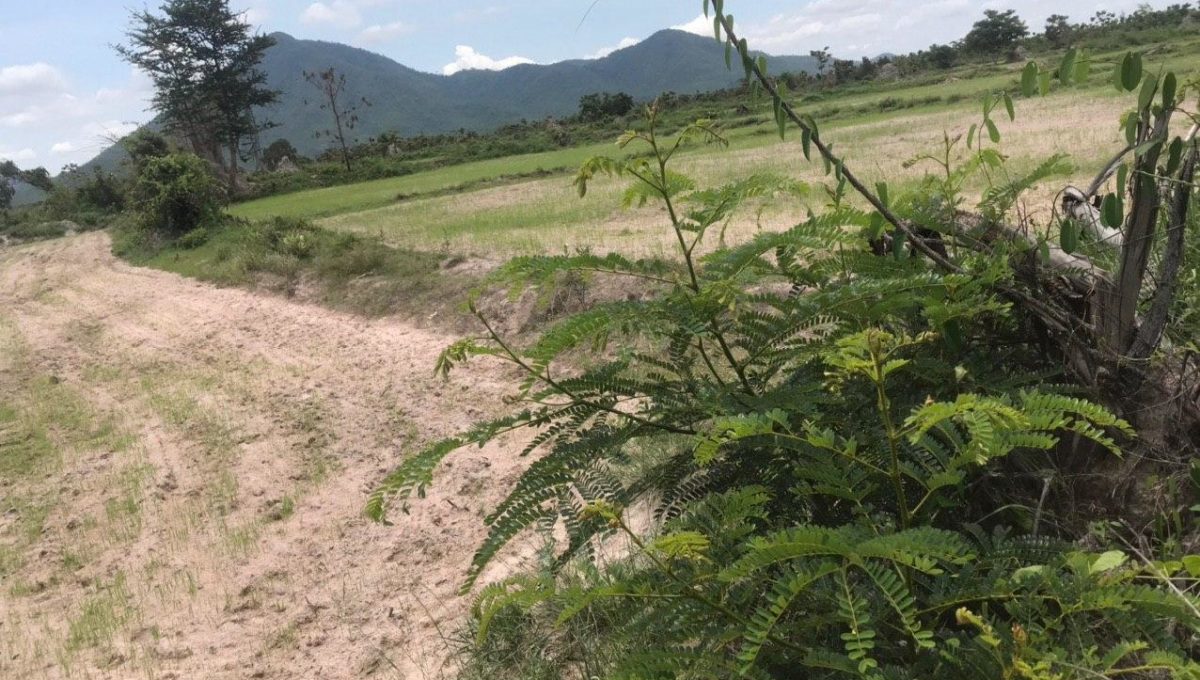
(229, 141, 628, 221)
(223, 37, 1199, 260)
(311, 94, 1120, 257)
(226, 66, 1032, 224)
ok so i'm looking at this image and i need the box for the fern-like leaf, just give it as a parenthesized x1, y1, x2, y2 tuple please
(737, 561, 838, 674)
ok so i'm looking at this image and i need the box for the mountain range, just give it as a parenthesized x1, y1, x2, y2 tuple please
(79, 29, 818, 174)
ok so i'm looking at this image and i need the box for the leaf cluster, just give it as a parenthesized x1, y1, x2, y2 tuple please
(374, 7, 1200, 679)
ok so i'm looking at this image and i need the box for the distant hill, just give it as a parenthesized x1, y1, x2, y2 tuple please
(11, 181, 46, 208)
(82, 29, 817, 172)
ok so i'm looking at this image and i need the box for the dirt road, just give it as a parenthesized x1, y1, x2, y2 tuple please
(0, 233, 527, 679)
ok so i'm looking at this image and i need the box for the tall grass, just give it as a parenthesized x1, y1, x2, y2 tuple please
(113, 217, 479, 321)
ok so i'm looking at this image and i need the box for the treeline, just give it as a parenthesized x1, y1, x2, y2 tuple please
(0, 128, 226, 247)
(242, 91, 644, 198)
(772, 4, 1199, 89)
(243, 2, 1200, 201)
(0, 162, 53, 212)
(0, 161, 64, 242)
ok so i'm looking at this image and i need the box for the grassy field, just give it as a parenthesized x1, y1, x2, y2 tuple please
(112, 217, 482, 326)
(229, 141, 629, 222)
(227, 38, 1200, 258)
(314, 93, 1122, 257)
(228, 78, 1007, 225)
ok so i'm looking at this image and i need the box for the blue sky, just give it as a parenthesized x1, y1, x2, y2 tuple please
(0, 0, 1161, 169)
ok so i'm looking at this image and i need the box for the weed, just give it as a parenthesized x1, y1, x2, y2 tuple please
(266, 496, 295, 522)
(222, 522, 260, 558)
(115, 217, 478, 323)
(0, 404, 56, 480)
(67, 572, 135, 652)
(176, 226, 210, 249)
(266, 622, 299, 651)
(61, 550, 86, 573)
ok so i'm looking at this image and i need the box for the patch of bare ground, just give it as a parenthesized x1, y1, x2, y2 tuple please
(0, 233, 536, 679)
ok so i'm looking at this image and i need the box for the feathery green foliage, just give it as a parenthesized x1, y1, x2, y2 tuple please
(371, 5, 1200, 678)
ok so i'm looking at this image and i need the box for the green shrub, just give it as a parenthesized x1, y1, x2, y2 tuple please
(315, 236, 391, 279)
(277, 230, 314, 259)
(371, 94, 1200, 679)
(77, 171, 127, 212)
(175, 227, 211, 250)
(132, 153, 222, 236)
(2, 221, 71, 241)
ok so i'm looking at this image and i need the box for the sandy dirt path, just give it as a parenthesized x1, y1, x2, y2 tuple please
(0, 233, 529, 679)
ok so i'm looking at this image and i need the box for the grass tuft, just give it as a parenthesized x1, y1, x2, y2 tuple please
(113, 217, 480, 323)
(67, 572, 136, 652)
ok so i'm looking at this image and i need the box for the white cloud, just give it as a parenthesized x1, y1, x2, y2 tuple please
(442, 45, 535, 76)
(1, 111, 37, 127)
(0, 63, 68, 97)
(735, 0, 1145, 59)
(358, 21, 413, 44)
(0, 148, 37, 162)
(586, 37, 639, 59)
(672, 14, 712, 36)
(752, 0, 895, 53)
(0, 65, 152, 168)
(300, 1, 362, 29)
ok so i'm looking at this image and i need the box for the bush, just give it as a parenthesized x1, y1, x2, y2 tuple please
(246, 169, 319, 198)
(316, 236, 390, 279)
(262, 138, 300, 171)
(121, 129, 170, 171)
(132, 153, 222, 236)
(371, 94, 1200, 678)
(2, 221, 72, 241)
(578, 92, 636, 122)
(175, 226, 211, 250)
(73, 169, 127, 213)
(277, 230, 313, 259)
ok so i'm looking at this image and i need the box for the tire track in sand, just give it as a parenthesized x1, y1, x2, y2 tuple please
(0, 233, 530, 679)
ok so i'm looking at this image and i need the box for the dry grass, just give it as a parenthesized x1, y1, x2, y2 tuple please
(318, 92, 1132, 258)
(0, 234, 532, 679)
(0, 285, 269, 676)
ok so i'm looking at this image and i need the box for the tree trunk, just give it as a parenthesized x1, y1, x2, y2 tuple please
(333, 108, 351, 173)
(1096, 109, 1170, 353)
(227, 139, 240, 197)
(1129, 150, 1196, 359)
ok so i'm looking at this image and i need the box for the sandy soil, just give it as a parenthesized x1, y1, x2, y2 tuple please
(0, 233, 532, 679)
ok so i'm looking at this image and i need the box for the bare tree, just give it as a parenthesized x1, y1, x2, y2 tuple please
(304, 68, 370, 172)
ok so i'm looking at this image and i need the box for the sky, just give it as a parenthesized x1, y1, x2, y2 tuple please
(0, 0, 1164, 170)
